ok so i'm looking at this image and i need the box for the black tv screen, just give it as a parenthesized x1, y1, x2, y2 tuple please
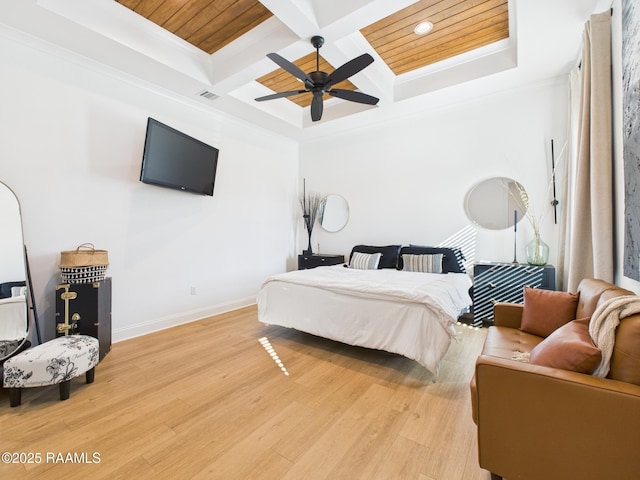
(140, 117, 219, 196)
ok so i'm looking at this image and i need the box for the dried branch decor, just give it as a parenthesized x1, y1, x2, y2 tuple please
(512, 141, 568, 238)
(506, 141, 567, 265)
(300, 190, 322, 254)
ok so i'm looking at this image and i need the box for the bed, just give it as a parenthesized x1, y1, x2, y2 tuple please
(257, 245, 472, 374)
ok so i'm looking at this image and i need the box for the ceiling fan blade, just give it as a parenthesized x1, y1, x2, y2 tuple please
(310, 93, 324, 121)
(325, 53, 374, 87)
(328, 89, 379, 105)
(255, 90, 307, 102)
(267, 53, 313, 86)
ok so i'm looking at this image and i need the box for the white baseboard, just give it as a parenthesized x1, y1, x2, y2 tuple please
(112, 296, 256, 343)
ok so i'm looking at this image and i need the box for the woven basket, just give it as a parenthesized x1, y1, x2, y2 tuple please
(60, 265, 108, 284)
(59, 244, 109, 284)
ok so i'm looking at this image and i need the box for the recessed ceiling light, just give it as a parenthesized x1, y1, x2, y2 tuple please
(414, 21, 434, 35)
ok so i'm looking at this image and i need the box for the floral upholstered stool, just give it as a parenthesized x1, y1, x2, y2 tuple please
(3, 335, 99, 407)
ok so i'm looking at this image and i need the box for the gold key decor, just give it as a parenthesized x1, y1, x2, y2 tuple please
(56, 284, 80, 335)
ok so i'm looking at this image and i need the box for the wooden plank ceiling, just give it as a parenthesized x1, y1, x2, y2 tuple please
(116, 0, 509, 107)
(115, 0, 272, 54)
(361, 0, 509, 75)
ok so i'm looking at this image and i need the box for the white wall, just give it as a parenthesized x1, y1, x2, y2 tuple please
(0, 32, 299, 341)
(300, 79, 568, 271)
(2, 1, 634, 348)
(301, 3, 640, 296)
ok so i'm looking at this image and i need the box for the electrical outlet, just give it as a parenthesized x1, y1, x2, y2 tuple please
(190, 286, 196, 296)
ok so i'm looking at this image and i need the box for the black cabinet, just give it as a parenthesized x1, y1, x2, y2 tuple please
(472, 263, 555, 326)
(298, 254, 345, 270)
(55, 278, 112, 360)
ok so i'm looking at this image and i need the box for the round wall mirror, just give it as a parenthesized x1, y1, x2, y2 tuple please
(319, 194, 349, 232)
(0, 181, 29, 361)
(464, 177, 528, 230)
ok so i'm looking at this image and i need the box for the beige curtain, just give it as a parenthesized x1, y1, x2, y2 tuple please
(556, 69, 580, 291)
(560, 10, 613, 292)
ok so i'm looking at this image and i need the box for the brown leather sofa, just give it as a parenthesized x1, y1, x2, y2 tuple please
(470, 278, 640, 480)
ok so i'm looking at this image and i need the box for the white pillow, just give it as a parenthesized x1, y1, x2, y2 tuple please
(11, 286, 27, 297)
(402, 253, 443, 273)
(349, 251, 382, 270)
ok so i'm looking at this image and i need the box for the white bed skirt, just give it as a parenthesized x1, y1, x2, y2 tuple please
(257, 272, 470, 375)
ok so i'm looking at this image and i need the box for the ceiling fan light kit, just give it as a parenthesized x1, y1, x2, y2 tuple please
(255, 36, 379, 122)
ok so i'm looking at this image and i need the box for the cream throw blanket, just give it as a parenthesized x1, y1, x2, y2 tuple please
(589, 295, 640, 377)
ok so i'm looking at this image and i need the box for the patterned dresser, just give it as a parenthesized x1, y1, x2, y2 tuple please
(472, 263, 556, 326)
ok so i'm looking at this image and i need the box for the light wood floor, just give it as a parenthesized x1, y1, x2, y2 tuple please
(1, 306, 491, 480)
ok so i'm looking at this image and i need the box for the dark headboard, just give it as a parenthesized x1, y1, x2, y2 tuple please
(349, 245, 402, 269)
(0, 281, 26, 299)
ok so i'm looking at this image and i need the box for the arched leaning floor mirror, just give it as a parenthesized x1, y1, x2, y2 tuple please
(0, 181, 39, 363)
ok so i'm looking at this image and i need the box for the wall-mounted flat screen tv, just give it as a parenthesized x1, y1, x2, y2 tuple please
(140, 117, 219, 196)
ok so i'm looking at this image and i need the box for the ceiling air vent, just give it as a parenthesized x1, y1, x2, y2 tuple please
(198, 90, 219, 100)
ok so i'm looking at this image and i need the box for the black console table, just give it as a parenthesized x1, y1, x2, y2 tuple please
(472, 263, 556, 327)
(298, 254, 345, 270)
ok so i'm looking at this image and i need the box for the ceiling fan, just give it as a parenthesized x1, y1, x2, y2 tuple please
(255, 36, 379, 122)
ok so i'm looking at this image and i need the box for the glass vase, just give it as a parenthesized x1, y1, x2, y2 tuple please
(526, 233, 549, 266)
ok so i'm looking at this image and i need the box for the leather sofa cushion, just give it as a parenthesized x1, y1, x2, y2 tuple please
(609, 314, 640, 385)
(529, 318, 602, 374)
(521, 286, 580, 337)
(481, 325, 544, 358)
(576, 278, 633, 318)
(470, 326, 544, 424)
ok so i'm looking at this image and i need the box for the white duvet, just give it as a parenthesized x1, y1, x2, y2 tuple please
(257, 265, 472, 374)
(0, 296, 27, 341)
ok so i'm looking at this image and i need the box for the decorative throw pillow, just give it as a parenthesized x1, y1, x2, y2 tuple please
(529, 318, 602, 374)
(403, 245, 466, 273)
(350, 245, 401, 269)
(402, 254, 443, 273)
(349, 251, 382, 270)
(520, 286, 580, 337)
